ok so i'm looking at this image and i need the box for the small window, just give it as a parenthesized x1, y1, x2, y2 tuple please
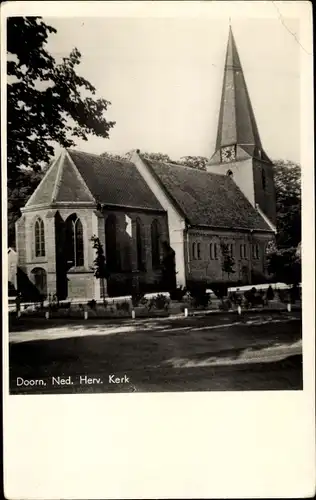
(197, 243, 201, 260)
(192, 242, 196, 260)
(210, 242, 218, 260)
(209, 243, 213, 260)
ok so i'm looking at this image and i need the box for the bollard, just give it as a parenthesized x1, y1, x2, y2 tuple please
(132, 309, 135, 319)
(237, 305, 242, 315)
(45, 311, 49, 319)
(84, 311, 88, 320)
(287, 303, 291, 312)
(17, 311, 21, 318)
(184, 308, 188, 318)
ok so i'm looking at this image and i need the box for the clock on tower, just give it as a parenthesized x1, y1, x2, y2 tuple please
(221, 145, 236, 163)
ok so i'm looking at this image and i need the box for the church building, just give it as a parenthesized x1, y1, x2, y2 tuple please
(15, 27, 277, 300)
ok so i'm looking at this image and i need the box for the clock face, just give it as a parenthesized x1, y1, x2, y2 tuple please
(221, 145, 236, 163)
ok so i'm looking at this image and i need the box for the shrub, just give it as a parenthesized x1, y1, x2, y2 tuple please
(277, 289, 289, 303)
(116, 301, 130, 312)
(48, 303, 59, 312)
(131, 289, 146, 307)
(266, 285, 275, 301)
(169, 286, 187, 301)
(87, 299, 97, 310)
(218, 299, 232, 311)
(59, 301, 71, 309)
(148, 294, 169, 310)
(187, 283, 210, 308)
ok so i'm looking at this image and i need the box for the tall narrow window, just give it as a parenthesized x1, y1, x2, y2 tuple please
(262, 168, 266, 190)
(192, 242, 196, 260)
(35, 218, 45, 257)
(197, 243, 201, 260)
(66, 214, 84, 267)
(210, 243, 213, 260)
(136, 218, 145, 271)
(240, 243, 247, 259)
(252, 244, 259, 260)
(105, 214, 120, 272)
(151, 219, 160, 268)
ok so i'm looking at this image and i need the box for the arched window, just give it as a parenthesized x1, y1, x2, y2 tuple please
(105, 214, 120, 272)
(151, 219, 161, 268)
(136, 218, 145, 271)
(35, 218, 45, 257)
(65, 214, 84, 267)
(262, 168, 266, 190)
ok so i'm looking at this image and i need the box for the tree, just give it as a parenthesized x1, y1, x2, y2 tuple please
(267, 246, 301, 286)
(8, 167, 46, 247)
(7, 17, 115, 182)
(273, 160, 301, 248)
(179, 156, 208, 171)
(221, 243, 235, 279)
(91, 235, 109, 304)
(141, 151, 173, 163)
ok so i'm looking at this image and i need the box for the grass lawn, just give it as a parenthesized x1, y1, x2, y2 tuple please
(9, 311, 302, 393)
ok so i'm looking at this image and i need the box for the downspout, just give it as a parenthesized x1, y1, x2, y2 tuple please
(249, 229, 253, 284)
(186, 226, 191, 278)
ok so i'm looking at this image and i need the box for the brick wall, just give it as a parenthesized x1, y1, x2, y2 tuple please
(187, 228, 272, 285)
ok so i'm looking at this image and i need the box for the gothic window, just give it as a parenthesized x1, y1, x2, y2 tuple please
(136, 218, 145, 271)
(34, 218, 45, 257)
(228, 243, 234, 257)
(262, 168, 266, 190)
(105, 214, 120, 272)
(65, 214, 84, 267)
(151, 219, 161, 268)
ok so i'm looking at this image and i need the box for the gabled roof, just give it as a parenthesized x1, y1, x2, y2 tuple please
(25, 151, 95, 207)
(212, 27, 271, 163)
(67, 150, 164, 211)
(142, 157, 271, 231)
(25, 149, 164, 212)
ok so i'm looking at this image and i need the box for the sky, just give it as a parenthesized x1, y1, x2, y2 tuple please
(44, 12, 301, 163)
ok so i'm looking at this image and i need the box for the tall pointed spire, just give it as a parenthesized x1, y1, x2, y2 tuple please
(215, 26, 263, 156)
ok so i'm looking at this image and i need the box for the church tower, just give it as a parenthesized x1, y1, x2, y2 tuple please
(207, 26, 277, 227)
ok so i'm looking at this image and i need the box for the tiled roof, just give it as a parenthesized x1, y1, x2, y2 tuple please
(25, 157, 61, 207)
(143, 158, 271, 231)
(68, 150, 164, 211)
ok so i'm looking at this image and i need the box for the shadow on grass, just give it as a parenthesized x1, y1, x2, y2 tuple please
(9, 318, 302, 392)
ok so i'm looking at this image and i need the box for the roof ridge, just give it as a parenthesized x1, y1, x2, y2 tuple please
(144, 157, 230, 179)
